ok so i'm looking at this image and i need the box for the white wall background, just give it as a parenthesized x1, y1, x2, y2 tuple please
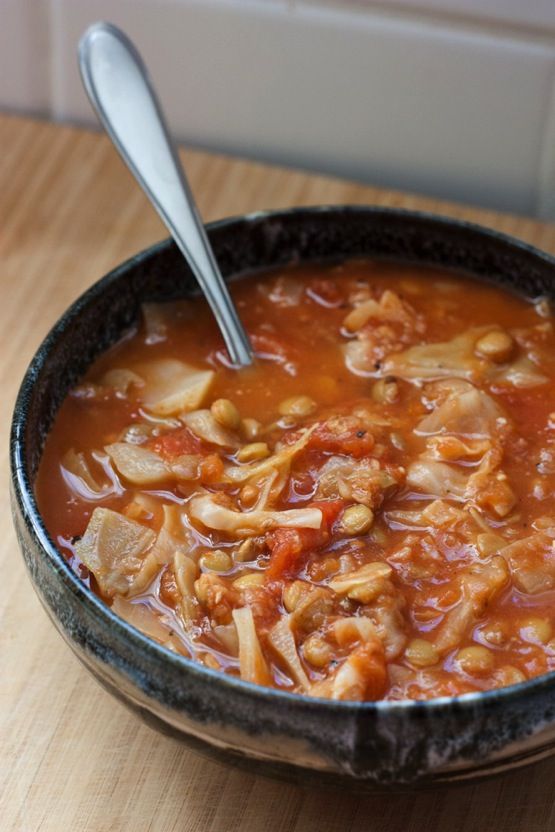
(2, 0, 555, 219)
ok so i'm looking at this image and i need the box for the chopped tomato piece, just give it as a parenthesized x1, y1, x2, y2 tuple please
(266, 529, 312, 581)
(308, 417, 375, 458)
(150, 427, 201, 459)
(309, 499, 344, 531)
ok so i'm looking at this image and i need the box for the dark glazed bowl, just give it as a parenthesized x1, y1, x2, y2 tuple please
(10, 206, 555, 791)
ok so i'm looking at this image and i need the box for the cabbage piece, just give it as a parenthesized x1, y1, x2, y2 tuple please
(124, 492, 161, 524)
(170, 454, 201, 480)
(406, 459, 469, 500)
(329, 562, 393, 604)
(383, 327, 488, 381)
(152, 505, 197, 565)
(490, 354, 547, 388)
(501, 534, 555, 594)
(386, 500, 466, 530)
(426, 436, 492, 461)
(213, 623, 239, 656)
(247, 469, 281, 512)
(138, 358, 214, 416)
(291, 587, 334, 634)
(328, 563, 406, 659)
(142, 302, 169, 343)
(343, 289, 418, 332)
(343, 340, 373, 376)
(174, 550, 200, 628)
(112, 597, 171, 642)
(334, 616, 378, 646)
(232, 606, 272, 685)
(315, 455, 401, 508)
(329, 640, 387, 701)
(100, 368, 144, 394)
(61, 449, 113, 500)
(408, 445, 515, 517)
(416, 381, 505, 438)
(224, 427, 315, 484)
(268, 616, 310, 690)
(382, 327, 547, 387)
(368, 592, 408, 660)
(181, 409, 239, 448)
(308, 627, 388, 701)
(465, 447, 516, 518)
(75, 507, 157, 597)
(189, 494, 323, 537)
(105, 442, 172, 485)
(433, 556, 509, 652)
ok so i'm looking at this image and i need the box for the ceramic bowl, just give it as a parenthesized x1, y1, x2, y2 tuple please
(10, 206, 555, 791)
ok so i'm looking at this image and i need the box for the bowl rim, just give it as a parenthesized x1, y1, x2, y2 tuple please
(10, 203, 555, 715)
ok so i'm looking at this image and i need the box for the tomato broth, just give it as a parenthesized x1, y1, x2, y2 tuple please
(36, 260, 555, 701)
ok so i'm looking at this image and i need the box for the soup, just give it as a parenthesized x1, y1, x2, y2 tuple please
(36, 261, 555, 701)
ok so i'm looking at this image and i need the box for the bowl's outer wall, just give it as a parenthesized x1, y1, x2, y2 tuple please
(10, 207, 555, 788)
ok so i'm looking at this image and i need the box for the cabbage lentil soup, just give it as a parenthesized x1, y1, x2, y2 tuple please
(36, 261, 555, 701)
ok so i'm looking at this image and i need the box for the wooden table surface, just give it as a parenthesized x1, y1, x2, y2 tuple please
(2, 114, 555, 832)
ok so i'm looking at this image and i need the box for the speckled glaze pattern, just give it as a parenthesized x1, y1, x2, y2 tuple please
(9, 207, 555, 791)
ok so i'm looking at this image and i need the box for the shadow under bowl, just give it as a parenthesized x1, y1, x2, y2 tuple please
(10, 206, 555, 791)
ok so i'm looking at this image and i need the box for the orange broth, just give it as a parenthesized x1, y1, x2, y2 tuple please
(36, 260, 555, 700)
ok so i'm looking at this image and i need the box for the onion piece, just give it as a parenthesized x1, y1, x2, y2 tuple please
(189, 494, 323, 537)
(232, 606, 272, 685)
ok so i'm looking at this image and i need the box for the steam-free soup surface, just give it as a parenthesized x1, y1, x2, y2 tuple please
(37, 261, 555, 701)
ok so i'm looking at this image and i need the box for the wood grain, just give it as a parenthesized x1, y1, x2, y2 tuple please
(1, 114, 555, 832)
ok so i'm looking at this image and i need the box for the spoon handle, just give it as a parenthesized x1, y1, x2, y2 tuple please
(78, 22, 253, 367)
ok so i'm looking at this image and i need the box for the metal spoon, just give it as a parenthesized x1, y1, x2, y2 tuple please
(78, 22, 253, 367)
